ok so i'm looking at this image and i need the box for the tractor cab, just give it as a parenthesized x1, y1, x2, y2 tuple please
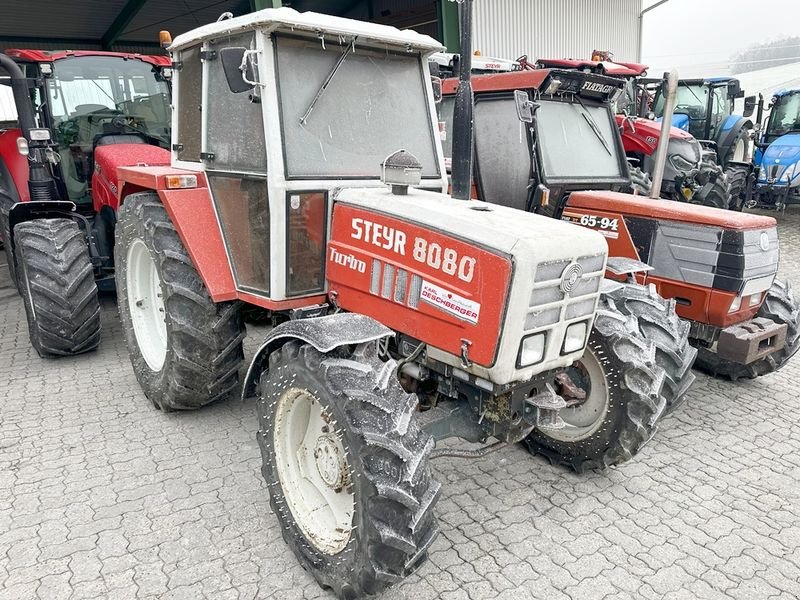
(0, 50, 171, 209)
(652, 77, 756, 166)
(439, 68, 631, 215)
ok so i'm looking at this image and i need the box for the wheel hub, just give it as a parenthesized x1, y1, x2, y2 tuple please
(314, 433, 350, 491)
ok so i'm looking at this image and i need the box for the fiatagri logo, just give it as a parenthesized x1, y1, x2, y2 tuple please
(420, 280, 480, 324)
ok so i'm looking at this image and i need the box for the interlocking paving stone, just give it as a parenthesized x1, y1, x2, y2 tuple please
(2, 207, 800, 599)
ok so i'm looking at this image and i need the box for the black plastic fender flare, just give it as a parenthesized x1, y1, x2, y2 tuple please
(241, 312, 394, 400)
(6, 200, 76, 250)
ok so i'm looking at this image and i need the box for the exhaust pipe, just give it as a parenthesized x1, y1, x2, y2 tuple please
(0, 53, 56, 202)
(449, 0, 474, 201)
(650, 69, 678, 199)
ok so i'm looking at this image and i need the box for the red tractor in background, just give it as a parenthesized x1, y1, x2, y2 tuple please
(439, 68, 800, 382)
(0, 49, 171, 356)
(530, 53, 734, 209)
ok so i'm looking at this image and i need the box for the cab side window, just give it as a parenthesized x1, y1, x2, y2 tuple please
(176, 45, 202, 162)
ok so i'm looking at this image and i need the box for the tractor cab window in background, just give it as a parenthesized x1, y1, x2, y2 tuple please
(709, 86, 732, 140)
(275, 34, 439, 179)
(656, 83, 708, 139)
(45, 56, 170, 203)
(766, 93, 800, 140)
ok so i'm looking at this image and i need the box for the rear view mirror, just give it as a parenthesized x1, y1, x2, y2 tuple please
(743, 95, 756, 118)
(430, 76, 442, 104)
(514, 89, 536, 123)
(220, 47, 255, 93)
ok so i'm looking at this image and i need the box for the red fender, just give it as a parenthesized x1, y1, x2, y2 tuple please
(0, 128, 30, 201)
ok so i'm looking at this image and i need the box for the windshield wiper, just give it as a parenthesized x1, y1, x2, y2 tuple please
(575, 96, 612, 156)
(299, 37, 357, 126)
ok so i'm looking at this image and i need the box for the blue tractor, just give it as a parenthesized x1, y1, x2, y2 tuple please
(745, 89, 800, 210)
(651, 77, 757, 209)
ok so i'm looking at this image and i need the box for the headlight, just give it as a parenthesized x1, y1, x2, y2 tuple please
(781, 162, 798, 184)
(729, 295, 742, 313)
(562, 321, 588, 354)
(669, 153, 697, 172)
(748, 292, 763, 307)
(518, 333, 546, 367)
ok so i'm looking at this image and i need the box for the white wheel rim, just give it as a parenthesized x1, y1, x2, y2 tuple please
(126, 238, 168, 371)
(273, 387, 355, 555)
(733, 138, 746, 162)
(546, 346, 609, 442)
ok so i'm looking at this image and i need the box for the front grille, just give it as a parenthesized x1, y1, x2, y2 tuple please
(369, 258, 421, 307)
(525, 254, 605, 333)
(648, 222, 779, 293)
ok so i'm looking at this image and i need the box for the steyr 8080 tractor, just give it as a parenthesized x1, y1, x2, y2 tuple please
(439, 69, 800, 382)
(0, 50, 171, 356)
(108, 8, 667, 597)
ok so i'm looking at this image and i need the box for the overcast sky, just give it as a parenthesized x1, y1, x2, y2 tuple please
(641, 0, 800, 77)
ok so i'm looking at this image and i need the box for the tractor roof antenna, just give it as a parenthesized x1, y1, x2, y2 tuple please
(449, 0, 474, 201)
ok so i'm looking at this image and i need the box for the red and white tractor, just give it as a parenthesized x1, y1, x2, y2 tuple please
(0, 49, 171, 355)
(99, 8, 670, 598)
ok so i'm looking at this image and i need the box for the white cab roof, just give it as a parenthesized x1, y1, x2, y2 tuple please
(170, 7, 444, 53)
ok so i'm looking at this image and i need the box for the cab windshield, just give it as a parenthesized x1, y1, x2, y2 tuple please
(766, 93, 800, 138)
(535, 99, 624, 180)
(654, 83, 708, 120)
(275, 35, 439, 179)
(45, 56, 170, 202)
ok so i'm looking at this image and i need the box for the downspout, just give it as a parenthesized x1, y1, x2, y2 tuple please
(449, 0, 474, 200)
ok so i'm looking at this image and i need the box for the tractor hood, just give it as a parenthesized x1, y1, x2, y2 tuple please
(92, 144, 170, 211)
(758, 133, 800, 185)
(618, 115, 694, 156)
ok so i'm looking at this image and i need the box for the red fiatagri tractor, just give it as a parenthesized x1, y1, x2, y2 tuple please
(439, 68, 800, 383)
(4, 7, 675, 597)
(0, 49, 171, 355)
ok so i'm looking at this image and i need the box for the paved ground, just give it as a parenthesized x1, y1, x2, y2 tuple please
(2, 210, 800, 600)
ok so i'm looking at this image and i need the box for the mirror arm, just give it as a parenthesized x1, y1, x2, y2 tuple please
(240, 50, 264, 88)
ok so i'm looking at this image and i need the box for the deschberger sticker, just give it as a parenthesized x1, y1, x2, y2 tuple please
(420, 280, 480, 324)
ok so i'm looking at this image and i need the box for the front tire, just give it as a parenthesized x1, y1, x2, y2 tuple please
(257, 340, 440, 599)
(525, 294, 667, 472)
(115, 192, 245, 410)
(724, 164, 749, 211)
(602, 282, 696, 411)
(693, 161, 731, 210)
(14, 218, 101, 356)
(694, 279, 800, 380)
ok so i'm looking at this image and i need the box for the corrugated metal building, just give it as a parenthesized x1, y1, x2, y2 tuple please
(473, 0, 641, 63)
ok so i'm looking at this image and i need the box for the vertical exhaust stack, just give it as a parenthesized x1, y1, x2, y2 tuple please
(650, 69, 678, 199)
(0, 53, 56, 202)
(449, 0, 474, 201)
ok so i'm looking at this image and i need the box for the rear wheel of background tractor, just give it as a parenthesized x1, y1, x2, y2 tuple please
(628, 167, 653, 197)
(14, 218, 101, 357)
(693, 161, 731, 210)
(257, 340, 440, 599)
(602, 282, 697, 411)
(115, 192, 245, 410)
(0, 196, 18, 291)
(525, 294, 667, 472)
(724, 164, 749, 212)
(694, 279, 800, 380)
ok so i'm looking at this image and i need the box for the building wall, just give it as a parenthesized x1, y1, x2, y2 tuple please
(473, 0, 641, 63)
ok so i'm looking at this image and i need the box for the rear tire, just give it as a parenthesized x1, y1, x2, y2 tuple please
(14, 218, 101, 357)
(257, 340, 440, 598)
(115, 192, 245, 410)
(602, 282, 697, 411)
(525, 294, 667, 472)
(694, 279, 800, 380)
(725, 164, 749, 212)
